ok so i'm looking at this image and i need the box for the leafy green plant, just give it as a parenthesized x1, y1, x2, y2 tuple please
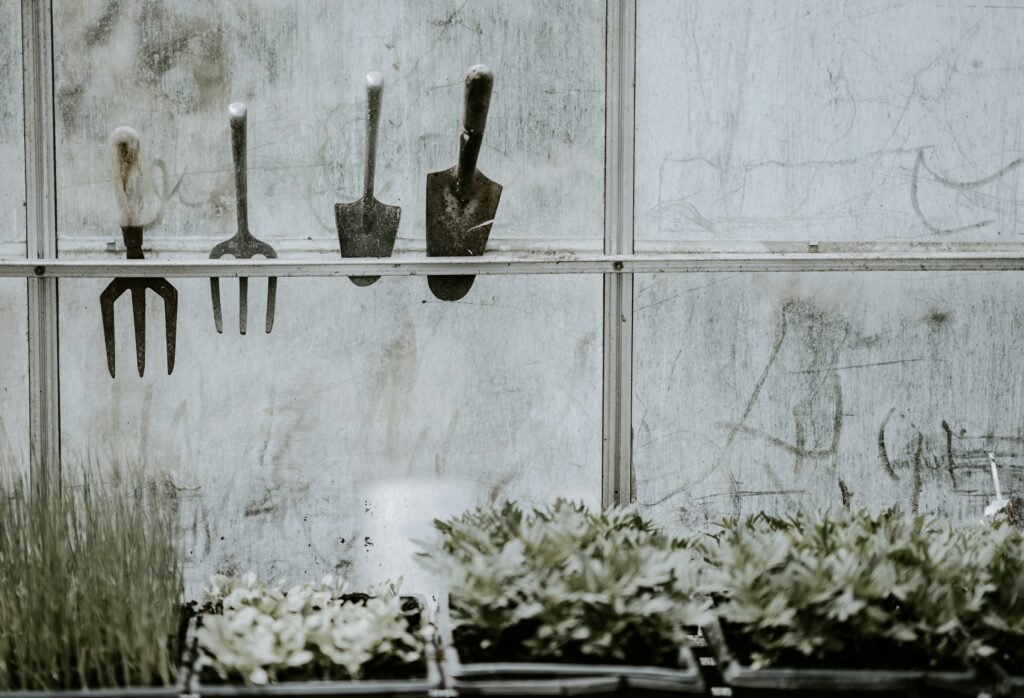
(196, 574, 424, 685)
(418, 499, 711, 667)
(0, 470, 184, 690)
(952, 522, 1024, 669)
(702, 509, 985, 670)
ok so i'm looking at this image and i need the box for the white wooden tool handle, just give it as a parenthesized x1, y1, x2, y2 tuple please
(110, 126, 143, 227)
(364, 71, 384, 200)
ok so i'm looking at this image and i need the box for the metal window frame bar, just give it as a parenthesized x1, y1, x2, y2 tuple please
(22, 0, 61, 487)
(5, 250, 1024, 277)
(603, 0, 636, 508)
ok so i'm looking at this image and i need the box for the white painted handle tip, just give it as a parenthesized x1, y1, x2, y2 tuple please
(229, 102, 247, 119)
(109, 126, 143, 227)
(366, 71, 384, 91)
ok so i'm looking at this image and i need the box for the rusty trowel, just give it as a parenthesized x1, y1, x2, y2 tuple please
(335, 71, 400, 287)
(426, 65, 502, 301)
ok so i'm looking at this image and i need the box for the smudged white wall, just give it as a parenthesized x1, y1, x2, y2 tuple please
(633, 1, 1024, 527)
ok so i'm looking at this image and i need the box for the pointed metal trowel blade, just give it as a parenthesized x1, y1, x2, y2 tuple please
(335, 196, 401, 286)
(425, 166, 502, 301)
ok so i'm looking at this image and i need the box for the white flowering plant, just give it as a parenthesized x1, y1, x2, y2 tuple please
(195, 574, 424, 685)
(418, 499, 712, 667)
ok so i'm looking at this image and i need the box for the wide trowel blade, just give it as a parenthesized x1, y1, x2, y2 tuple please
(425, 166, 502, 301)
(335, 196, 401, 286)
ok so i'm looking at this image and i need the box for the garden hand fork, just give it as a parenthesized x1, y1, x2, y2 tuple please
(100, 127, 178, 378)
(209, 103, 278, 334)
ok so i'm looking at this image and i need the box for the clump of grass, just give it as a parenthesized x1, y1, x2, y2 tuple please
(0, 469, 184, 690)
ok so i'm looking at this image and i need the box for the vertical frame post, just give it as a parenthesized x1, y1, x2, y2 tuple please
(23, 0, 61, 486)
(602, 0, 636, 507)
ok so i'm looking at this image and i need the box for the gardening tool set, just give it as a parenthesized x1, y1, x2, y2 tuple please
(99, 66, 503, 378)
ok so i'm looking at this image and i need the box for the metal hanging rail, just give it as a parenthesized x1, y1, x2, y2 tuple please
(5, 251, 1024, 278)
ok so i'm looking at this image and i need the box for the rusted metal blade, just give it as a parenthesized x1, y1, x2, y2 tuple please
(266, 277, 277, 333)
(425, 167, 502, 301)
(210, 278, 223, 333)
(129, 285, 147, 377)
(239, 277, 248, 335)
(335, 198, 401, 286)
(100, 280, 123, 378)
(153, 279, 177, 375)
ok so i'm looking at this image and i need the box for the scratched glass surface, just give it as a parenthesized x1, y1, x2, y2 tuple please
(57, 275, 602, 593)
(636, 1, 1024, 247)
(52, 1, 605, 255)
(633, 272, 1024, 529)
(0, 279, 30, 476)
(0, 1, 25, 254)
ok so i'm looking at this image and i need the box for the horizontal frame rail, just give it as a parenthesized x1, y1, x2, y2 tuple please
(5, 252, 1024, 278)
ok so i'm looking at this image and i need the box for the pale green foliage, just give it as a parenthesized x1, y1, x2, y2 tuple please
(703, 509, 985, 669)
(196, 574, 423, 685)
(419, 500, 711, 666)
(953, 522, 1024, 666)
(0, 470, 184, 690)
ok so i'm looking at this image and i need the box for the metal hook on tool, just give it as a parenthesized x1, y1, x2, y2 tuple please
(425, 65, 503, 301)
(335, 71, 401, 286)
(209, 103, 279, 334)
(100, 127, 178, 378)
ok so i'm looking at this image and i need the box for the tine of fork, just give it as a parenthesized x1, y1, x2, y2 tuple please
(210, 278, 223, 333)
(100, 282, 118, 378)
(130, 285, 147, 377)
(265, 277, 277, 333)
(158, 280, 178, 375)
(239, 277, 248, 335)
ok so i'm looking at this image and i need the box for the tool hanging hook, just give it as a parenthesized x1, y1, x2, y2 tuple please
(209, 103, 279, 334)
(335, 71, 401, 286)
(100, 127, 178, 378)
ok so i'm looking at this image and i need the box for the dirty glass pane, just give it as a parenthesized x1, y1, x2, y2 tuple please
(52, 2, 606, 592)
(52, 1, 605, 257)
(633, 272, 1024, 530)
(636, 0, 1024, 247)
(0, 4, 29, 474)
(0, 279, 30, 473)
(58, 275, 601, 591)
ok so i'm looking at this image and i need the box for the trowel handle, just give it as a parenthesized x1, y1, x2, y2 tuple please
(229, 102, 249, 237)
(363, 71, 384, 200)
(462, 64, 493, 136)
(110, 126, 144, 228)
(456, 65, 493, 197)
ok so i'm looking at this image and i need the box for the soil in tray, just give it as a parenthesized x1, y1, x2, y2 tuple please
(452, 621, 687, 669)
(719, 621, 949, 672)
(198, 655, 428, 685)
(715, 623, 974, 698)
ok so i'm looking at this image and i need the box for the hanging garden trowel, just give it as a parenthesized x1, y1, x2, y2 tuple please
(335, 71, 400, 287)
(426, 65, 502, 301)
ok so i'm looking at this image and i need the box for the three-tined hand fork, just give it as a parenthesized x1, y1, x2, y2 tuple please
(100, 127, 178, 378)
(209, 103, 278, 334)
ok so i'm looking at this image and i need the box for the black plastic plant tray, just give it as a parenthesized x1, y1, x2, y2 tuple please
(704, 616, 976, 697)
(445, 642, 705, 696)
(188, 595, 441, 698)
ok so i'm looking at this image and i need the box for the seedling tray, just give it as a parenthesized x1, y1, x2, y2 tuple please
(704, 616, 975, 697)
(443, 627, 704, 695)
(188, 595, 441, 698)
